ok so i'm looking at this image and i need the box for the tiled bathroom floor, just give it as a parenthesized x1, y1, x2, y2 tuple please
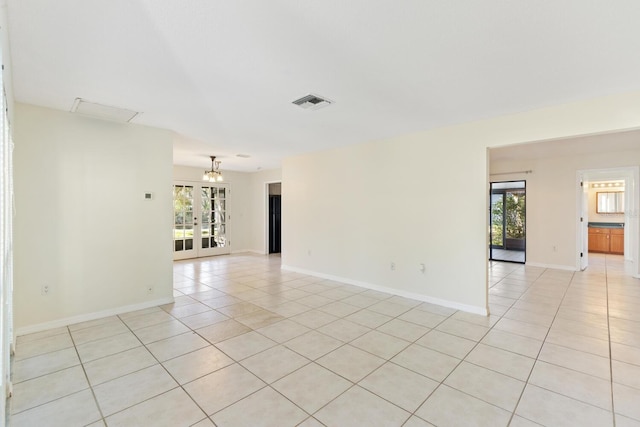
(9, 253, 640, 426)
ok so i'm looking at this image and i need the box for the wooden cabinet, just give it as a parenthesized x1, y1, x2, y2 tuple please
(588, 229, 609, 253)
(610, 228, 624, 255)
(588, 227, 624, 254)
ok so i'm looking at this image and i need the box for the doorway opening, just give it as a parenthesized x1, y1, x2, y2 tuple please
(490, 180, 526, 263)
(577, 166, 639, 277)
(173, 182, 230, 260)
(268, 183, 281, 254)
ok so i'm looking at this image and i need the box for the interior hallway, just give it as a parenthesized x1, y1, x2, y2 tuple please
(8, 253, 640, 426)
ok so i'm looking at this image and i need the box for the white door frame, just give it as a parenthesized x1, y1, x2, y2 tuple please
(578, 174, 590, 271)
(576, 166, 640, 278)
(263, 180, 282, 255)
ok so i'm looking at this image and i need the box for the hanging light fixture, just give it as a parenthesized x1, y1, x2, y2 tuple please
(202, 156, 224, 182)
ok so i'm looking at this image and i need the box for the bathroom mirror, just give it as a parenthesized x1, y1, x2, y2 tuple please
(597, 192, 624, 214)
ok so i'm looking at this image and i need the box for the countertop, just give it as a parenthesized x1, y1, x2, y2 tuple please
(588, 222, 624, 228)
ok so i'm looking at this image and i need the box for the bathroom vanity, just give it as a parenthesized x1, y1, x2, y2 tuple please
(588, 223, 624, 255)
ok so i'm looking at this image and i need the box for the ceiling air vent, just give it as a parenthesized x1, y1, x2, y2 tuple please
(292, 94, 333, 111)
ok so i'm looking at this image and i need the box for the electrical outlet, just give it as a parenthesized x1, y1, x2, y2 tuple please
(307, 249, 311, 256)
(390, 262, 396, 271)
(419, 263, 426, 273)
(41, 285, 50, 296)
(147, 286, 154, 295)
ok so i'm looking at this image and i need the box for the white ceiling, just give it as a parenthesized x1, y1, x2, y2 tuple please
(6, 1, 640, 171)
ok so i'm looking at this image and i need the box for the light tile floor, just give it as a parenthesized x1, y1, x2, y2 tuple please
(490, 248, 525, 263)
(9, 253, 640, 426)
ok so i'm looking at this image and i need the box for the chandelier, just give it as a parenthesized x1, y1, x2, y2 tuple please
(202, 156, 224, 182)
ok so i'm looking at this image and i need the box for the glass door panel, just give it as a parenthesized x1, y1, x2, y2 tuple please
(199, 184, 228, 256)
(504, 190, 525, 246)
(490, 193, 504, 248)
(200, 187, 211, 249)
(173, 185, 196, 260)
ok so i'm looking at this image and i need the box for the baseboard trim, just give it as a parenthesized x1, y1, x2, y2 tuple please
(231, 249, 265, 255)
(524, 261, 578, 271)
(16, 296, 175, 336)
(281, 265, 487, 316)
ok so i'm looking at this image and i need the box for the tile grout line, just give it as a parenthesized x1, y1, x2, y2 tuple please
(399, 307, 486, 426)
(10, 327, 111, 420)
(174, 266, 340, 425)
(67, 325, 107, 426)
(116, 312, 219, 426)
(13, 260, 504, 424)
(503, 267, 574, 426)
(209, 287, 451, 425)
(513, 265, 627, 423)
(250, 301, 424, 422)
(166, 277, 357, 425)
(115, 309, 215, 424)
(12, 265, 504, 425)
(605, 255, 617, 427)
(12, 255, 634, 426)
(158, 266, 396, 420)
(478, 267, 551, 426)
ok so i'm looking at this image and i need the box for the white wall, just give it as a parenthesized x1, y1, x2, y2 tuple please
(283, 138, 489, 313)
(283, 90, 640, 315)
(14, 104, 174, 333)
(491, 149, 640, 270)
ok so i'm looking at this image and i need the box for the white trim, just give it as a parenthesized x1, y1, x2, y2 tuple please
(281, 265, 488, 316)
(264, 180, 282, 255)
(232, 249, 264, 255)
(576, 166, 640, 278)
(15, 296, 174, 336)
(576, 171, 589, 271)
(264, 182, 270, 255)
(525, 261, 577, 271)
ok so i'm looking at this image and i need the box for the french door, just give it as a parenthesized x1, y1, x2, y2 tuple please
(173, 182, 230, 260)
(489, 181, 526, 263)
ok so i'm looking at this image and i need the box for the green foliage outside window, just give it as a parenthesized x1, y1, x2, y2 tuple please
(491, 193, 525, 246)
